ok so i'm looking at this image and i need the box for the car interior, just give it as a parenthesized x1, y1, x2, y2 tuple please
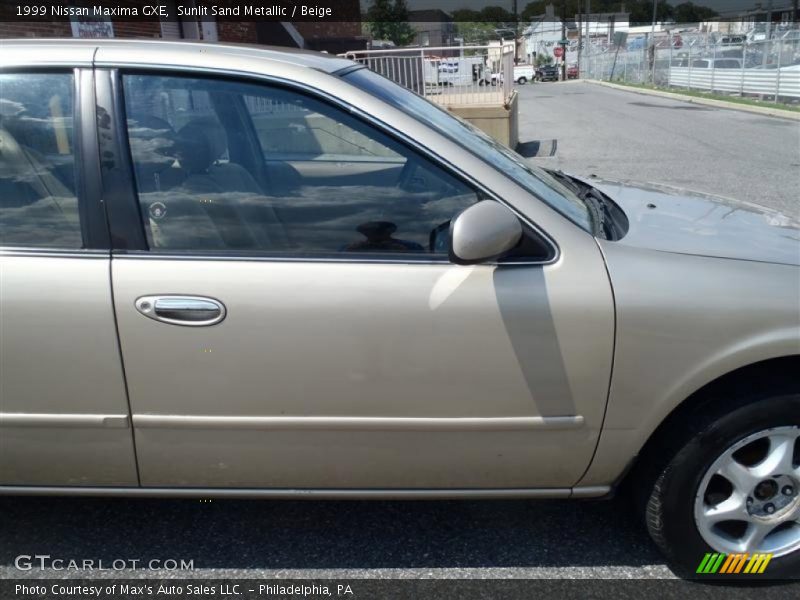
(122, 75, 478, 256)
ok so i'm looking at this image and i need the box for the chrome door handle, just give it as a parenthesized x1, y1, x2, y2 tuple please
(135, 296, 226, 326)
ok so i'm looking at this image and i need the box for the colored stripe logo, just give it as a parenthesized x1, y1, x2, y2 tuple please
(696, 552, 772, 574)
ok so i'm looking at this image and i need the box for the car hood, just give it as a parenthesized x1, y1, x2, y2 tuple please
(581, 177, 800, 266)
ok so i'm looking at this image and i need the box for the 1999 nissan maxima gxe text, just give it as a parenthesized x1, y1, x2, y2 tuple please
(1, 39, 798, 578)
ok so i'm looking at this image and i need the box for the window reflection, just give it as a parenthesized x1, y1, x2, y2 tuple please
(123, 74, 480, 256)
(0, 74, 81, 248)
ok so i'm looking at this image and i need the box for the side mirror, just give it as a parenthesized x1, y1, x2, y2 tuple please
(449, 200, 523, 265)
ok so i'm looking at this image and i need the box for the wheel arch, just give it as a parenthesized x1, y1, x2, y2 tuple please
(623, 354, 800, 490)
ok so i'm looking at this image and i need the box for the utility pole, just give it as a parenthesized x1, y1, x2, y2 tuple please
(513, 0, 519, 63)
(650, 0, 657, 83)
(577, 8, 582, 77)
(585, 0, 591, 76)
(766, 0, 773, 40)
(763, 0, 773, 67)
(561, 0, 567, 81)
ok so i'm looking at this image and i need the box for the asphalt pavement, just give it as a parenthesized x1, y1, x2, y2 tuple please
(2, 81, 799, 589)
(0, 494, 672, 580)
(517, 81, 800, 217)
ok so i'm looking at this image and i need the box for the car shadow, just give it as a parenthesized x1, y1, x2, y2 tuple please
(0, 494, 664, 571)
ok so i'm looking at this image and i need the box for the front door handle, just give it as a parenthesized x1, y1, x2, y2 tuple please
(135, 295, 226, 327)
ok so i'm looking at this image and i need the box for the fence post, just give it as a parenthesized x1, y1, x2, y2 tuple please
(419, 48, 426, 98)
(651, 36, 657, 84)
(668, 41, 673, 88)
(711, 42, 716, 93)
(740, 44, 746, 96)
(776, 40, 783, 101)
(688, 49, 693, 90)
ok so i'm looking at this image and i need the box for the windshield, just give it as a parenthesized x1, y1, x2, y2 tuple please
(343, 68, 593, 233)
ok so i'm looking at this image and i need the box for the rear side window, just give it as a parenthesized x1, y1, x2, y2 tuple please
(0, 72, 81, 248)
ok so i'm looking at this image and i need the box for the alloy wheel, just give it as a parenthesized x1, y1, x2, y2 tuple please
(694, 426, 800, 557)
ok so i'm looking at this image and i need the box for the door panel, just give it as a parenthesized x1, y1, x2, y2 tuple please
(113, 259, 609, 488)
(0, 256, 138, 486)
(111, 70, 614, 490)
(0, 70, 137, 486)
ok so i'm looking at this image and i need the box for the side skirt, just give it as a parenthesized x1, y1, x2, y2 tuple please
(0, 486, 611, 500)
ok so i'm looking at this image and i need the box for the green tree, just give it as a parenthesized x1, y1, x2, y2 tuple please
(455, 21, 502, 44)
(365, 0, 416, 46)
(453, 6, 515, 44)
(627, 0, 674, 25)
(451, 9, 481, 22)
(522, 0, 614, 22)
(521, 1, 548, 22)
(479, 6, 515, 23)
(520, 0, 682, 25)
(673, 2, 718, 23)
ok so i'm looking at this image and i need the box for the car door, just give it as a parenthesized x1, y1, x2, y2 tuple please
(102, 68, 614, 491)
(0, 68, 138, 486)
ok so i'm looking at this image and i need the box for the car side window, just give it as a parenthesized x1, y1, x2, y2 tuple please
(121, 74, 480, 257)
(0, 73, 81, 248)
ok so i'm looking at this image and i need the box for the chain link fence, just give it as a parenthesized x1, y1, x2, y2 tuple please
(582, 28, 800, 103)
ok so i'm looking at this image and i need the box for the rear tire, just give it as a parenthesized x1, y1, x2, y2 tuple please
(517, 76, 527, 85)
(640, 394, 800, 579)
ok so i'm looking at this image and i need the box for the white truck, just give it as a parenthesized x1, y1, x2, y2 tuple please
(433, 56, 491, 86)
(491, 64, 536, 85)
(512, 64, 535, 84)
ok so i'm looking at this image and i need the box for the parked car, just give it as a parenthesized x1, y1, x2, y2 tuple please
(567, 64, 579, 79)
(2, 39, 799, 579)
(717, 34, 747, 48)
(490, 64, 534, 85)
(690, 58, 743, 69)
(536, 64, 560, 81)
(627, 36, 647, 50)
(513, 64, 535, 84)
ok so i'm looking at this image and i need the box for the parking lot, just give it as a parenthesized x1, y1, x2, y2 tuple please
(518, 81, 799, 216)
(1, 80, 798, 585)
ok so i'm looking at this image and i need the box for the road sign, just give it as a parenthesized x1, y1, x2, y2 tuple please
(554, 46, 564, 58)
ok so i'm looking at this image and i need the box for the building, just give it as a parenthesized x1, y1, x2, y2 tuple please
(522, 4, 564, 63)
(578, 11, 631, 41)
(408, 9, 456, 48)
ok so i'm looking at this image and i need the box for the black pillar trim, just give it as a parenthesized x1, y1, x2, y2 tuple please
(94, 69, 149, 251)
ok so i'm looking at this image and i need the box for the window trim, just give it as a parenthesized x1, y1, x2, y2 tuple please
(0, 248, 108, 259)
(102, 66, 559, 267)
(0, 67, 108, 253)
(95, 69, 148, 251)
(75, 68, 111, 250)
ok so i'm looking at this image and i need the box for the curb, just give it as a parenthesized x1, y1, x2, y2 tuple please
(583, 79, 800, 121)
